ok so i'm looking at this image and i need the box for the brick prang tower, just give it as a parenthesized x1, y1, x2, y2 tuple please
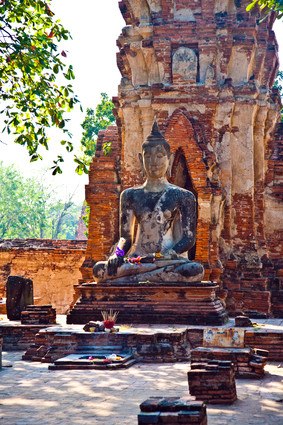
(80, 0, 282, 318)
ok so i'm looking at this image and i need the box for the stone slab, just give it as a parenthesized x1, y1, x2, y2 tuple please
(49, 352, 136, 370)
(203, 327, 245, 348)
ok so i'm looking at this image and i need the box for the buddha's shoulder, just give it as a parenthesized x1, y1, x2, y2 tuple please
(121, 184, 195, 201)
(166, 184, 195, 200)
(121, 185, 145, 199)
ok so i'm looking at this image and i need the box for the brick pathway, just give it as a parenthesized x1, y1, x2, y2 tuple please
(0, 351, 282, 425)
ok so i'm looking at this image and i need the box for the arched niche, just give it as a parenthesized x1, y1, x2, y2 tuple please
(164, 108, 213, 271)
(171, 148, 198, 260)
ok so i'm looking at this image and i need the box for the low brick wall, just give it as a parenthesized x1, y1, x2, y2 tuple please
(22, 327, 190, 363)
(245, 330, 283, 361)
(0, 239, 86, 314)
(187, 327, 283, 361)
(0, 323, 55, 350)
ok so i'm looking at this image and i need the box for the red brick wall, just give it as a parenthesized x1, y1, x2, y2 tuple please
(0, 239, 86, 314)
(80, 126, 121, 280)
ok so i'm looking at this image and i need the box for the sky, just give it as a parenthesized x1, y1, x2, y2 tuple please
(0, 1, 282, 205)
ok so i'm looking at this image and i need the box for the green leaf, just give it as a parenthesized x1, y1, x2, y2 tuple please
(66, 142, 73, 152)
(246, 0, 258, 11)
(53, 64, 59, 74)
(30, 154, 39, 162)
(52, 166, 62, 175)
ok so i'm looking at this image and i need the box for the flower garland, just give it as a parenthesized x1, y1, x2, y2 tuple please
(124, 255, 142, 265)
(115, 247, 164, 266)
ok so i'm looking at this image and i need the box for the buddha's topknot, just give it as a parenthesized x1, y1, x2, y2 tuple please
(142, 120, 171, 156)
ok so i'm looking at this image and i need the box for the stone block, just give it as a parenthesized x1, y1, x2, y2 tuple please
(138, 398, 207, 425)
(235, 316, 253, 327)
(6, 276, 33, 320)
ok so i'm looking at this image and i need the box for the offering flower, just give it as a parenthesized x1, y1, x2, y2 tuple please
(115, 247, 125, 257)
(101, 310, 119, 329)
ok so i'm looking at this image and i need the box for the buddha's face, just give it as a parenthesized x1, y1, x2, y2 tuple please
(142, 144, 170, 179)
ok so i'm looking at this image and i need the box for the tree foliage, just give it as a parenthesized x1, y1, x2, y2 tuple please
(273, 70, 283, 92)
(80, 92, 115, 161)
(247, 0, 283, 19)
(273, 70, 283, 121)
(78, 93, 115, 232)
(80, 202, 90, 238)
(0, 162, 81, 239)
(0, 0, 82, 174)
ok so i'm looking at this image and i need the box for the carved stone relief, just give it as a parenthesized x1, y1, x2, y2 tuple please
(172, 47, 198, 82)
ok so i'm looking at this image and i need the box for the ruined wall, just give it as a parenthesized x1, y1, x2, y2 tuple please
(0, 239, 86, 314)
(80, 126, 121, 280)
(83, 0, 282, 316)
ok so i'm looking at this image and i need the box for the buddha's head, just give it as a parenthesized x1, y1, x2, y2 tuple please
(139, 121, 174, 179)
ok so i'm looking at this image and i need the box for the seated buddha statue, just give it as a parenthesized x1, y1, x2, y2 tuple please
(93, 121, 204, 284)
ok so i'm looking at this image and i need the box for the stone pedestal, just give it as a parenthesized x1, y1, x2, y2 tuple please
(67, 281, 228, 325)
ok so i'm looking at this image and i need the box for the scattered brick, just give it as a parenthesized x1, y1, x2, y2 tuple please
(21, 305, 56, 325)
(190, 346, 267, 379)
(188, 360, 237, 404)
